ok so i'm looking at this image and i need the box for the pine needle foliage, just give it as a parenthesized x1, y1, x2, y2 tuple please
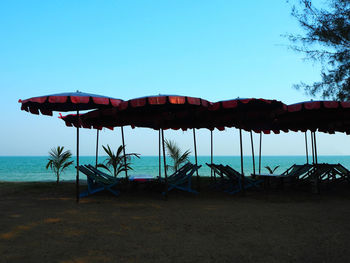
(287, 0, 350, 100)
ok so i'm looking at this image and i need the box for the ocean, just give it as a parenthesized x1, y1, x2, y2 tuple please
(1, 155, 350, 182)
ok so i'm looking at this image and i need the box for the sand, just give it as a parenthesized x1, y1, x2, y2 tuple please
(1, 181, 350, 263)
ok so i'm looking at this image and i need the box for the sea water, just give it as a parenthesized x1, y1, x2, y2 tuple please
(1, 156, 350, 182)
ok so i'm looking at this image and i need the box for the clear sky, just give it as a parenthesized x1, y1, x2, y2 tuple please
(1, 0, 349, 156)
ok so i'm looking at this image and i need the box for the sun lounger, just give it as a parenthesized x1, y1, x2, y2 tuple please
(326, 163, 350, 182)
(223, 165, 264, 193)
(206, 163, 239, 192)
(78, 165, 120, 197)
(86, 164, 118, 181)
(253, 164, 314, 188)
(159, 162, 201, 195)
(205, 164, 262, 194)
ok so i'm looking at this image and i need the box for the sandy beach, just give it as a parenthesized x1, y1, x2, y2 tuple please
(0, 181, 350, 263)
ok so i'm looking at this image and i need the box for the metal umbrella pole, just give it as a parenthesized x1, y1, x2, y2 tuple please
(250, 131, 256, 176)
(161, 129, 168, 199)
(211, 130, 213, 180)
(121, 126, 128, 179)
(259, 131, 262, 174)
(159, 129, 161, 179)
(311, 131, 315, 165)
(239, 129, 245, 194)
(95, 129, 99, 168)
(305, 132, 309, 164)
(193, 129, 200, 191)
(313, 132, 318, 165)
(76, 109, 80, 203)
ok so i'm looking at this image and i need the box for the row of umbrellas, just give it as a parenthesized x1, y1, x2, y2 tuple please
(57, 96, 350, 134)
(18, 91, 350, 201)
(19, 92, 350, 134)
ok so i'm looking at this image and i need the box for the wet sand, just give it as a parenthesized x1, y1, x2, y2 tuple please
(1, 181, 350, 263)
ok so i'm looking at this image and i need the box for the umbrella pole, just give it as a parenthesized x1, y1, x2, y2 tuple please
(311, 131, 315, 165)
(250, 131, 256, 176)
(95, 129, 99, 168)
(239, 129, 245, 194)
(161, 129, 168, 199)
(159, 129, 161, 179)
(305, 132, 309, 164)
(211, 130, 213, 181)
(313, 132, 318, 165)
(121, 126, 128, 179)
(259, 132, 262, 174)
(76, 110, 80, 203)
(193, 129, 200, 191)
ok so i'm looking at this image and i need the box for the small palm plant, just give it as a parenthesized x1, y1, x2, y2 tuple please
(165, 139, 191, 172)
(46, 146, 74, 184)
(265, 165, 280, 174)
(98, 144, 140, 178)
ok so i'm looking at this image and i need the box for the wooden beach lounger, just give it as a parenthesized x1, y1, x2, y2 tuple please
(86, 164, 119, 181)
(223, 165, 264, 194)
(206, 164, 263, 194)
(78, 165, 120, 197)
(206, 163, 235, 192)
(320, 163, 350, 182)
(159, 162, 201, 195)
(253, 164, 314, 187)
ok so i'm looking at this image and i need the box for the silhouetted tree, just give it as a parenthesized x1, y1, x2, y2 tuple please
(287, 0, 350, 100)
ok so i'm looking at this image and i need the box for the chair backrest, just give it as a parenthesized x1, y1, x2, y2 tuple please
(333, 163, 350, 175)
(282, 164, 312, 177)
(79, 165, 111, 185)
(221, 165, 242, 181)
(86, 164, 117, 181)
(167, 162, 194, 180)
(206, 163, 224, 178)
(313, 164, 333, 176)
(169, 163, 201, 184)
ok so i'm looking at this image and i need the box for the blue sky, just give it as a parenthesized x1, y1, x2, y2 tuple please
(1, 0, 349, 156)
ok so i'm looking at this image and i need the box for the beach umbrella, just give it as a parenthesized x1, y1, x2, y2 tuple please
(19, 91, 123, 202)
(206, 98, 287, 191)
(272, 101, 350, 134)
(62, 94, 211, 197)
(272, 101, 350, 167)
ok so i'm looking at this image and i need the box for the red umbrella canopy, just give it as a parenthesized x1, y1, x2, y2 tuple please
(274, 100, 350, 134)
(62, 95, 211, 130)
(19, 91, 123, 116)
(206, 98, 287, 132)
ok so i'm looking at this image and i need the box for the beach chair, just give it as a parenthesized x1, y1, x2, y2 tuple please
(328, 163, 350, 182)
(278, 164, 313, 179)
(86, 164, 118, 181)
(223, 165, 264, 193)
(160, 162, 201, 195)
(78, 165, 120, 197)
(206, 163, 239, 192)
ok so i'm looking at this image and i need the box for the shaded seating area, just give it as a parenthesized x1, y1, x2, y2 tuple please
(299, 163, 350, 193)
(254, 164, 314, 189)
(159, 162, 201, 195)
(78, 165, 120, 197)
(329, 163, 350, 182)
(255, 162, 350, 192)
